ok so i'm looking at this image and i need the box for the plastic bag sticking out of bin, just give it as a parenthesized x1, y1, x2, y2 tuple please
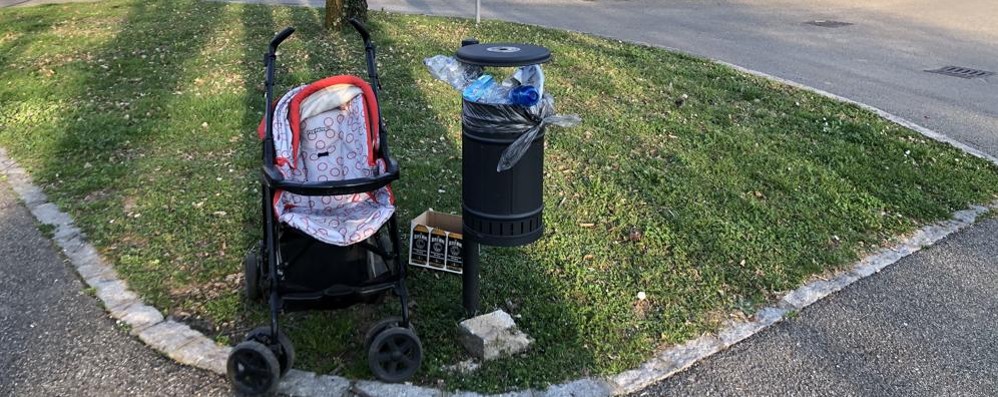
(424, 54, 580, 172)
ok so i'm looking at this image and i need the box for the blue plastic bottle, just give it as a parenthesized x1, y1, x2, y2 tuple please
(509, 86, 539, 106)
(463, 75, 495, 102)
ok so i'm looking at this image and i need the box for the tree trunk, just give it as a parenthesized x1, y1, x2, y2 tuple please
(325, 0, 368, 29)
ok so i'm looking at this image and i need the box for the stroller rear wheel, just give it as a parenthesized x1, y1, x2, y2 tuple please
(367, 326, 422, 383)
(227, 340, 281, 396)
(246, 326, 295, 377)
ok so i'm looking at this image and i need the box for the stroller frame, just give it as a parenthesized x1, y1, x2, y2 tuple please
(227, 20, 420, 396)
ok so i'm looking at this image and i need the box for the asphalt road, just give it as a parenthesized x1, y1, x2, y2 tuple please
(0, 180, 230, 397)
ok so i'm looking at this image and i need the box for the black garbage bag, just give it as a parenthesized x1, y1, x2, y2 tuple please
(462, 94, 580, 171)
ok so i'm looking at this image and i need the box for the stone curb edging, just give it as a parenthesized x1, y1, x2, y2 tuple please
(2, 21, 998, 394)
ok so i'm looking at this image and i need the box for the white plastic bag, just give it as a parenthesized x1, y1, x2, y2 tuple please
(424, 55, 483, 91)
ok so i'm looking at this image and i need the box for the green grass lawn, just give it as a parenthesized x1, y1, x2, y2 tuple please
(2, 0, 997, 392)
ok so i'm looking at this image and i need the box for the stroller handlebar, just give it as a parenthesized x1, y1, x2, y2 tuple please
(347, 18, 382, 99)
(269, 27, 296, 53)
(348, 18, 370, 42)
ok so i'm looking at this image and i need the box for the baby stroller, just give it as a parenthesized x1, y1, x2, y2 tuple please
(226, 20, 421, 396)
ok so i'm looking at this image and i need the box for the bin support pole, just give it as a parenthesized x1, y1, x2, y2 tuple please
(462, 235, 480, 317)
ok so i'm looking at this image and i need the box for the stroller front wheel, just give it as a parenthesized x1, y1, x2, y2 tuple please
(368, 326, 423, 383)
(246, 326, 295, 377)
(227, 340, 281, 396)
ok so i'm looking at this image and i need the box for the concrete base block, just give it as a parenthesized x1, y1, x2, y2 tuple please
(458, 310, 533, 361)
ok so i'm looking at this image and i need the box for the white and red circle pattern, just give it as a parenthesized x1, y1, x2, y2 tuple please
(268, 85, 394, 246)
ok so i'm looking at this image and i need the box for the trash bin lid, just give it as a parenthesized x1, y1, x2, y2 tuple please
(455, 43, 551, 67)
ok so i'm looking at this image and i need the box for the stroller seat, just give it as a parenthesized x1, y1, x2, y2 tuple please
(263, 76, 394, 246)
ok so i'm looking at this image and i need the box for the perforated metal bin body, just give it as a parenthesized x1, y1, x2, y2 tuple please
(461, 100, 545, 246)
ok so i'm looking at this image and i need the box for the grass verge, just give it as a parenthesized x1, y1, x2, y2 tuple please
(2, 0, 997, 392)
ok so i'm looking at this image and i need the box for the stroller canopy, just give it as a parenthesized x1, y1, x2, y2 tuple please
(260, 76, 394, 246)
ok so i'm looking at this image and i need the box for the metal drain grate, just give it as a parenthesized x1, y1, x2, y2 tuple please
(925, 66, 995, 79)
(804, 20, 853, 28)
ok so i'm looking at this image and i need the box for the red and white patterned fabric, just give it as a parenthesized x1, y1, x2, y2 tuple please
(262, 76, 394, 247)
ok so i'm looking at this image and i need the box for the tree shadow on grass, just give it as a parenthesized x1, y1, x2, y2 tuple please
(0, 6, 58, 67)
(30, 0, 230, 316)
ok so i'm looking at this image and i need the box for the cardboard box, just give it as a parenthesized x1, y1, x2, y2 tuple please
(409, 210, 463, 274)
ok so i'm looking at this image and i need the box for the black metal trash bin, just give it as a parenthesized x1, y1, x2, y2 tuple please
(453, 40, 551, 315)
(461, 100, 545, 246)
